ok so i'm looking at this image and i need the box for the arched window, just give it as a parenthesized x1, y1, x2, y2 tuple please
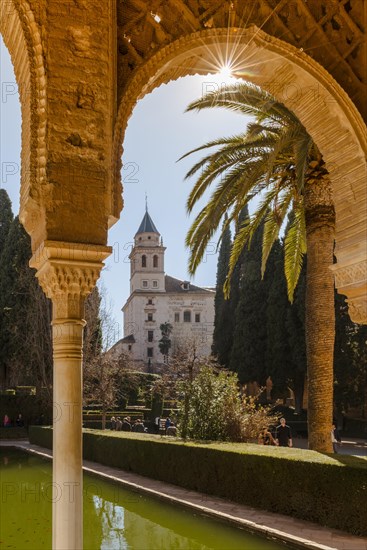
(153, 255, 158, 268)
(142, 255, 147, 267)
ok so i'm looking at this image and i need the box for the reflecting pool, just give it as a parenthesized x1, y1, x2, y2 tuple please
(0, 447, 290, 549)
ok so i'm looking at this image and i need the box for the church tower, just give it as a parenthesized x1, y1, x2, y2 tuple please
(129, 208, 166, 294)
(117, 207, 215, 370)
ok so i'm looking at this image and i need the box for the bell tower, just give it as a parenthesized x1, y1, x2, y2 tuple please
(129, 208, 166, 294)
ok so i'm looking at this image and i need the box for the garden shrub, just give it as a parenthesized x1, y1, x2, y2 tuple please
(29, 427, 367, 536)
(177, 365, 278, 441)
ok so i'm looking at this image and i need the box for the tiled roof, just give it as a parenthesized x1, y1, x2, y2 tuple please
(164, 275, 214, 294)
(135, 211, 159, 235)
(119, 334, 136, 344)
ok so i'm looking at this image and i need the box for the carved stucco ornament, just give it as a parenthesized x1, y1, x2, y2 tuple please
(30, 240, 112, 320)
(346, 298, 367, 325)
(331, 260, 367, 324)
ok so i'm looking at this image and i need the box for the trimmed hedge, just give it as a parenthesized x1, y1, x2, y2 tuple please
(0, 427, 28, 439)
(0, 394, 51, 426)
(29, 427, 367, 536)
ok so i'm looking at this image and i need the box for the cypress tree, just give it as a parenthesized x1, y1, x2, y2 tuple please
(266, 239, 292, 399)
(229, 206, 249, 309)
(285, 260, 307, 413)
(0, 189, 14, 258)
(0, 217, 52, 391)
(230, 219, 276, 385)
(84, 286, 103, 364)
(212, 220, 233, 366)
(334, 291, 367, 418)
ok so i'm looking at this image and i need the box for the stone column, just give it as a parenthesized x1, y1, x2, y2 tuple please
(30, 241, 111, 550)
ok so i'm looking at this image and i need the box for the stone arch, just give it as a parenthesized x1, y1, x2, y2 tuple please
(113, 26, 367, 323)
(0, 0, 47, 248)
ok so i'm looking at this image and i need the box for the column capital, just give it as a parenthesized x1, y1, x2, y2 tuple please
(30, 241, 112, 320)
(331, 259, 367, 324)
(346, 296, 367, 325)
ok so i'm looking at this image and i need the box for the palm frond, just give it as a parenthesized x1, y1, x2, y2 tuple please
(261, 188, 293, 277)
(222, 186, 281, 297)
(182, 81, 318, 295)
(284, 203, 307, 302)
(179, 133, 249, 165)
(293, 134, 313, 193)
(186, 83, 299, 128)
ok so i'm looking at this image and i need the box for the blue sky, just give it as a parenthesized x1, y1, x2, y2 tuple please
(1, 37, 250, 343)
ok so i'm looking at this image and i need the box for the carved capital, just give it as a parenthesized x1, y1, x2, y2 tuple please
(38, 263, 101, 319)
(332, 260, 367, 324)
(30, 241, 112, 320)
(346, 297, 367, 325)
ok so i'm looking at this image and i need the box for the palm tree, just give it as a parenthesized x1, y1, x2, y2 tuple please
(180, 83, 335, 452)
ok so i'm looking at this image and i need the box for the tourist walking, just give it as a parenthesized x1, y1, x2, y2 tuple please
(275, 418, 293, 447)
(331, 423, 341, 453)
(110, 416, 116, 430)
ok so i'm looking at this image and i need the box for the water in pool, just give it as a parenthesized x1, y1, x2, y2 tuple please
(0, 447, 290, 549)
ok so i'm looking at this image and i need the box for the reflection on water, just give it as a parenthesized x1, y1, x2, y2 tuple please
(0, 448, 286, 550)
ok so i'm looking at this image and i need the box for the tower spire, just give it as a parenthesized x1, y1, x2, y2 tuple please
(145, 192, 148, 212)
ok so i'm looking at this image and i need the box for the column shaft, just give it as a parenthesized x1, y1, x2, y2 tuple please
(52, 321, 84, 550)
(30, 241, 112, 550)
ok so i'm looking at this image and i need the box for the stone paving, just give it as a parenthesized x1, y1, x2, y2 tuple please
(1, 440, 366, 550)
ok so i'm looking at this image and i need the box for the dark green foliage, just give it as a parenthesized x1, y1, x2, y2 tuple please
(334, 291, 367, 416)
(84, 286, 103, 362)
(229, 206, 249, 306)
(30, 427, 367, 536)
(0, 216, 52, 391)
(0, 427, 28, 439)
(265, 240, 291, 398)
(265, 231, 307, 410)
(0, 394, 51, 427)
(213, 208, 250, 369)
(0, 190, 13, 258)
(29, 426, 53, 449)
(122, 371, 160, 406)
(212, 222, 233, 365)
(285, 261, 307, 412)
(230, 220, 276, 384)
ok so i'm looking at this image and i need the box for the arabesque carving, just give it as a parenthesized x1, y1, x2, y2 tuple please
(346, 298, 367, 326)
(37, 263, 101, 320)
(30, 241, 112, 320)
(333, 261, 367, 289)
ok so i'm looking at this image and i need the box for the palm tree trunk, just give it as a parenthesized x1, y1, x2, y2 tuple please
(304, 175, 335, 452)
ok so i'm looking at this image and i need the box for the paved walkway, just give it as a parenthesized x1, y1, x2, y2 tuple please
(1, 440, 366, 550)
(293, 437, 367, 456)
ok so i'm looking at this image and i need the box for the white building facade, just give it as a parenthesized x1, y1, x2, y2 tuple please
(118, 210, 215, 370)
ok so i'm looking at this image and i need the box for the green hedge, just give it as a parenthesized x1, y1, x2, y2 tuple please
(29, 426, 53, 449)
(29, 427, 367, 536)
(0, 427, 28, 439)
(0, 394, 51, 426)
